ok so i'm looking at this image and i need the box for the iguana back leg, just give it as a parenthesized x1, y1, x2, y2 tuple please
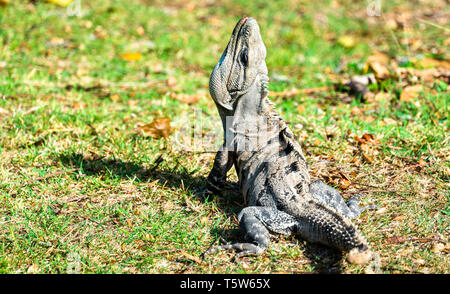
(204, 206, 298, 258)
(309, 180, 377, 219)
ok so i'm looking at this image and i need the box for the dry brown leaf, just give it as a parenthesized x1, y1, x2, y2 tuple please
(27, 264, 40, 274)
(355, 133, 379, 145)
(167, 76, 177, 88)
(443, 243, 450, 254)
(150, 63, 164, 73)
(418, 157, 427, 167)
(270, 87, 330, 98)
(181, 250, 203, 264)
(362, 151, 374, 163)
(127, 100, 137, 106)
(339, 178, 352, 190)
(94, 26, 107, 39)
(376, 207, 387, 214)
(393, 215, 405, 221)
(199, 216, 209, 225)
(170, 92, 202, 104)
(48, 37, 66, 46)
(135, 117, 171, 139)
(431, 243, 445, 253)
(270, 88, 300, 98)
(381, 117, 397, 126)
(414, 57, 450, 69)
(361, 133, 376, 143)
(374, 92, 391, 102)
(208, 15, 222, 27)
(185, 3, 195, 12)
(110, 94, 121, 102)
(414, 67, 450, 83)
(369, 61, 390, 79)
(385, 236, 408, 244)
(71, 101, 86, 110)
(366, 51, 391, 79)
(120, 52, 142, 61)
(360, 142, 372, 154)
(400, 84, 423, 102)
(136, 26, 145, 36)
(0, 107, 11, 116)
(368, 51, 390, 64)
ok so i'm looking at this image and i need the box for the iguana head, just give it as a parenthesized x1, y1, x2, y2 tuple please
(209, 17, 268, 113)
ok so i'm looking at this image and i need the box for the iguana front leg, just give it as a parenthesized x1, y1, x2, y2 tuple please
(206, 145, 235, 194)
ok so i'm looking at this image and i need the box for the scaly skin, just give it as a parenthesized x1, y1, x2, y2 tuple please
(205, 17, 376, 264)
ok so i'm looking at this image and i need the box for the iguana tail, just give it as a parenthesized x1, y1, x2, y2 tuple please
(284, 197, 373, 264)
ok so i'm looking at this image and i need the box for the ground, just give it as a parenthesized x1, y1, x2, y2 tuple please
(0, 0, 448, 273)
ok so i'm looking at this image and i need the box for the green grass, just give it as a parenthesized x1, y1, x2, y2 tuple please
(0, 0, 449, 273)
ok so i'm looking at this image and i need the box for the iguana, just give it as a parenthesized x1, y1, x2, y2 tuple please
(205, 17, 377, 264)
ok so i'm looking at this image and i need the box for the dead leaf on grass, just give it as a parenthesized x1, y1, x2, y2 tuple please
(354, 133, 380, 163)
(413, 57, 450, 69)
(392, 215, 405, 221)
(270, 87, 331, 98)
(127, 100, 137, 106)
(47, 37, 69, 47)
(362, 152, 374, 163)
(339, 178, 352, 190)
(400, 84, 424, 102)
(313, 139, 321, 146)
(135, 117, 172, 139)
(27, 264, 40, 274)
(368, 61, 390, 79)
(180, 250, 203, 264)
(374, 92, 391, 102)
(110, 94, 121, 102)
(366, 51, 391, 79)
(170, 92, 203, 104)
(431, 243, 446, 253)
(0, 107, 11, 116)
(385, 236, 408, 244)
(270, 88, 300, 98)
(167, 76, 177, 88)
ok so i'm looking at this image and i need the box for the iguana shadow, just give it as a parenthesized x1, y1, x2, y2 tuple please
(57, 152, 344, 273)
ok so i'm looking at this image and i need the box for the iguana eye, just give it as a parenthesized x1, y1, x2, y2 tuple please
(240, 48, 248, 65)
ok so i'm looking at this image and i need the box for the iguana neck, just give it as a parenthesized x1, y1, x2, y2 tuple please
(227, 74, 284, 154)
(232, 73, 270, 121)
